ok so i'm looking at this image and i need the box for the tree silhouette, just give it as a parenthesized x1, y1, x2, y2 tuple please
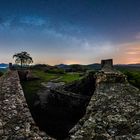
(13, 51, 33, 68)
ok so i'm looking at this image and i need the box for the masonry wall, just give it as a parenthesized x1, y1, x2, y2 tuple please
(69, 68, 140, 140)
(0, 70, 53, 140)
(1, 67, 140, 140)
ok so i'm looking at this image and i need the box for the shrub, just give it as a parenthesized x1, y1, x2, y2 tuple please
(45, 68, 65, 74)
(122, 70, 140, 89)
(0, 71, 3, 77)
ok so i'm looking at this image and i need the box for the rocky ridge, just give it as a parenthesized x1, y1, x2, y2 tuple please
(0, 71, 53, 140)
(68, 60, 140, 140)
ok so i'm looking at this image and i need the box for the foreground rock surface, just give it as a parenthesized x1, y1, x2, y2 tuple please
(68, 66, 140, 140)
(0, 71, 53, 140)
(0, 59, 140, 140)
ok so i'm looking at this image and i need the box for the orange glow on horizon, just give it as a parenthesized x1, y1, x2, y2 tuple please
(63, 60, 81, 65)
(9, 41, 139, 65)
(114, 41, 140, 64)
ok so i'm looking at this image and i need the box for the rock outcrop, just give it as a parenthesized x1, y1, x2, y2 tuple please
(68, 59, 140, 140)
(0, 71, 53, 140)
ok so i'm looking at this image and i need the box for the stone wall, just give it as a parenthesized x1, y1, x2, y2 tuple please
(0, 70, 53, 140)
(0, 60, 140, 140)
(68, 63, 140, 140)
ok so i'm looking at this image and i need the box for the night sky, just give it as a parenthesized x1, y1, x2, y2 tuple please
(0, 0, 140, 64)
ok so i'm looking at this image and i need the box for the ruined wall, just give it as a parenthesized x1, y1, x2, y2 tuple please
(69, 62, 140, 140)
(0, 60, 140, 140)
(0, 71, 53, 140)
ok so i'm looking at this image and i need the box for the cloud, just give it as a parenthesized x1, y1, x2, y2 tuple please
(79, 40, 140, 64)
(115, 41, 140, 64)
(82, 40, 118, 57)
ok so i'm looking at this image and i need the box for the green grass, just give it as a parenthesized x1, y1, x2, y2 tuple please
(22, 68, 140, 110)
(57, 73, 83, 83)
(21, 70, 58, 108)
(32, 70, 59, 82)
(21, 80, 41, 107)
(0, 71, 3, 77)
(21, 70, 59, 95)
(21, 70, 83, 109)
(0, 68, 7, 73)
(32, 70, 83, 83)
(117, 68, 140, 89)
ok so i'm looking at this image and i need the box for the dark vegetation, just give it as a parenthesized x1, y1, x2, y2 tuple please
(0, 71, 3, 76)
(64, 71, 96, 96)
(0, 68, 7, 73)
(126, 71, 140, 89)
(116, 67, 140, 89)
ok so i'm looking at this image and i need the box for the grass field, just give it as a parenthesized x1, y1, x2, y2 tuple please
(32, 70, 83, 83)
(0, 68, 7, 73)
(22, 68, 140, 94)
(21, 69, 84, 108)
(0, 68, 8, 77)
(22, 69, 83, 95)
(21, 68, 140, 109)
(117, 68, 140, 89)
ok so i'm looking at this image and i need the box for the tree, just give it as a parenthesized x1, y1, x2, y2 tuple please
(13, 51, 33, 68)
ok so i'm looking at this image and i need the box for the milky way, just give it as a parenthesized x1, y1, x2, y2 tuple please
(0, 0, 140, 64)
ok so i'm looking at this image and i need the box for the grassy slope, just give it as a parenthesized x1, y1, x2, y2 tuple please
(21, 70, 58, 106)
(32, 70, 82, 83)
(22, 70, 57, 96)
(21, 70, 83, 108)
(117, 68, 140, 89)
(58, 73, 83, 83)
(0, 68, 8, 77)
(22, 68, 140, 108)
(22, 68, 140, 95)
(22, 70, 82, 95)
(0, 68, 7, 73)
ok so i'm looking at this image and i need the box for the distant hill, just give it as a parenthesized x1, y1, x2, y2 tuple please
(115, 64, 140, 71)
(86, 63, 140, 70)
(0, 63, 8, 68)
(55, 64, 69, 69)
(86, 63, 101, 70)
(56, 63, 101, 69)
(0, 63, 8, 72)
(56, 63, 140, 71)
(125, 63, 140, 67)
(116, 63, 140, 67)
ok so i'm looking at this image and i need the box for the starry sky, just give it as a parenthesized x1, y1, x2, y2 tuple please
(0, 0, 140, 64)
